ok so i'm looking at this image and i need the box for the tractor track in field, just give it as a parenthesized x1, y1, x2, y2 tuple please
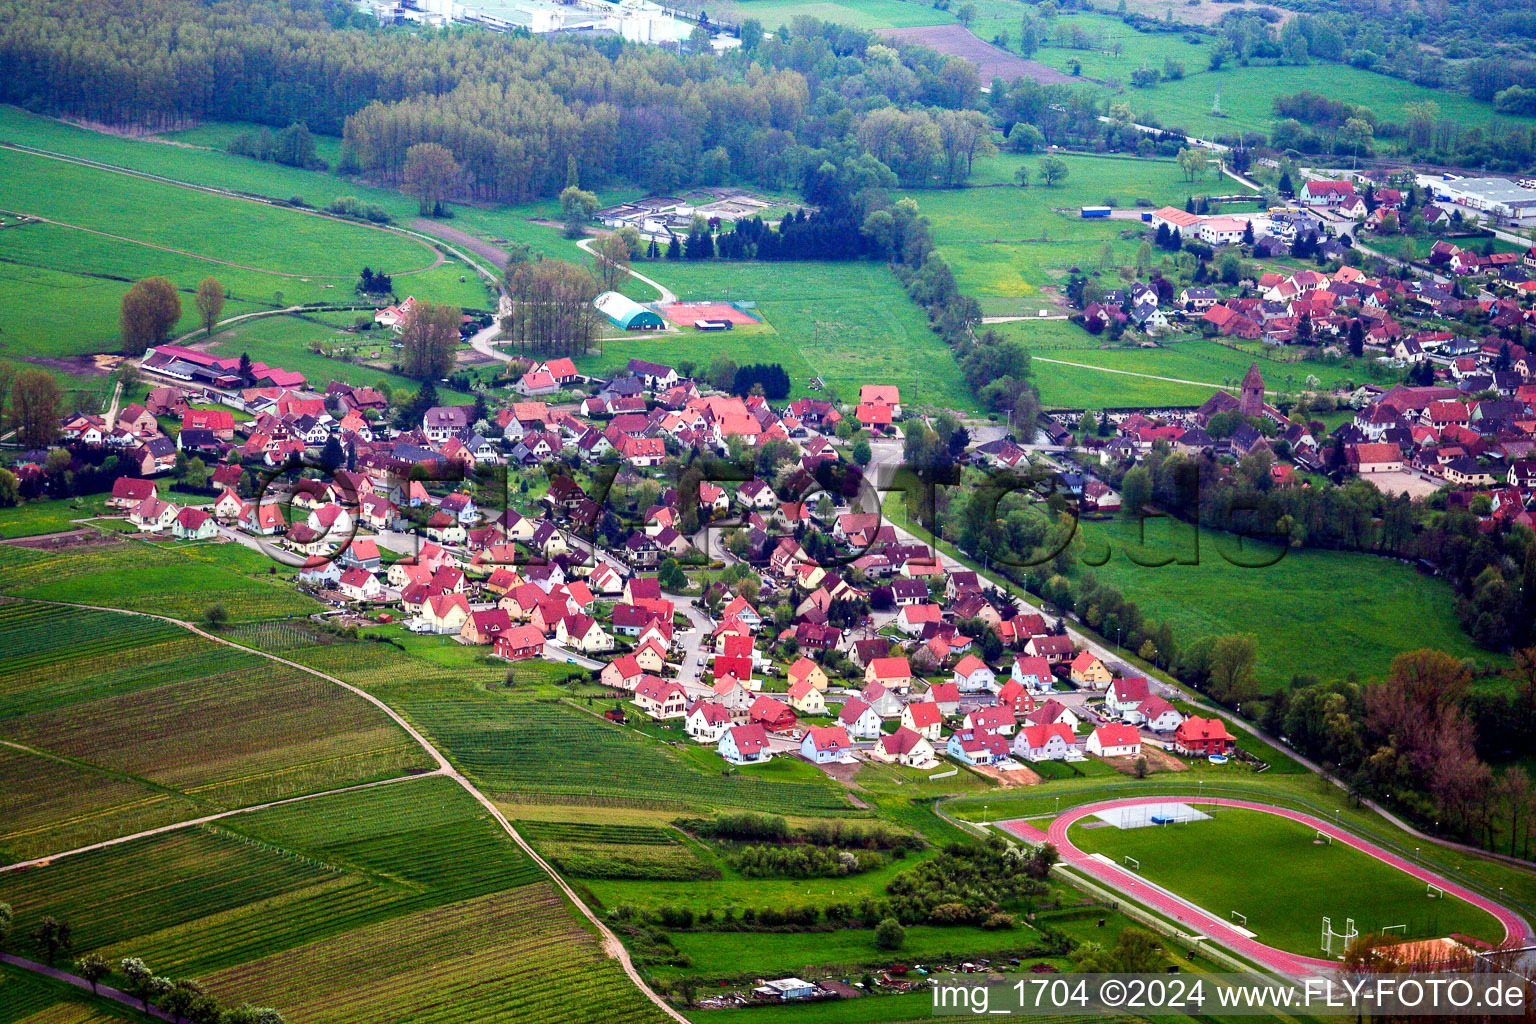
(0, 597, 690, 1024)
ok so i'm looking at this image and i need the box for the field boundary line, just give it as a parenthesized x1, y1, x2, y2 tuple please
(1034, 356, 1261, 394)
(0, 597, 689, 1024)
(0, 765, 437, 874)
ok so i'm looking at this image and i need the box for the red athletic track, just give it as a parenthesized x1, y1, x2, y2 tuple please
(1000, 797, 1532, 973)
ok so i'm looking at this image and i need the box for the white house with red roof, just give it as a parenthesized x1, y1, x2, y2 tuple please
(871, 727, 937, 767)
(338, 567, 384, 602)
(1013, 722, 1076, 762)
(1086, 723, 1142, 758)
(1301, 179, 1356, 207)
(964, 705, 1016, 736)
(1010, 654, 1055, 692)
(686, 701, 732, 743)
(859, 680, 904, 718)
(799, 725, 853, 764)
(837, 698, 883, 740)
(635, 677, 688, 719)
(921, 682, 962, 716)
(1024, 699, 1080, 732)
(718, 723, 772, 764)
(1128, 696, 1184, 732)
(1105, 676, 1151, 715)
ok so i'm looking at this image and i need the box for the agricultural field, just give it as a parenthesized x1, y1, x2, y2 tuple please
(722, 0, 948, 30)
(0, 539, 321, 622)
(0, 147, 433, 278)
(0, 773, 670, 1024)
(580, 260, 979, 412)
(1074, 517, 1492, 690)
(0, 600, 430, 822)
(1069, 807, 1504, 954)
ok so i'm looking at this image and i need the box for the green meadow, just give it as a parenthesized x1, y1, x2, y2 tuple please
(582, 259, 980, 411)
(1075, 517, 1491, 690)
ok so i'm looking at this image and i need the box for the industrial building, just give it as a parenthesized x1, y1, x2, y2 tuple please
(595, 291, 666, 331)
(1436, 177, 1536, 225)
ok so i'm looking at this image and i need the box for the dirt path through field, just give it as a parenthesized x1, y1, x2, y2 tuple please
(0, 597, 690, 1024)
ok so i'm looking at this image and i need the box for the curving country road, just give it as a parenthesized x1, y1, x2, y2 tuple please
(576, 236, 677, 304)
(0, 597, 690, 1024)
(1000, 796, 1532, 973)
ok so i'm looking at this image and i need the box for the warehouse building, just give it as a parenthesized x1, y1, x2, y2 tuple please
(1438, 177, 1536, 225)
(595, 291, 666, 331)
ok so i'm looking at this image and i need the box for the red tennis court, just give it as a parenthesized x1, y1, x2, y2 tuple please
(656, 301, 761, 327)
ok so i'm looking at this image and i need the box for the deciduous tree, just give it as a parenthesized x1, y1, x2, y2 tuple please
(402, 143, 461, 216)
(10, 369, 62, 449)
(119, 276, 182, 354)
(195, 277, 225, 336)
(400, 300, 463, 379)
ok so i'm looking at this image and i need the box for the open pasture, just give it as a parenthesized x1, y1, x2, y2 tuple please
(1075, 518, 1490, 689)
(1069, 806, 1503, 954)
(201, 312, 423, 395)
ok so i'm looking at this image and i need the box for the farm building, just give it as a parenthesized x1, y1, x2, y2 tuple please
(595, 291, 666, 331)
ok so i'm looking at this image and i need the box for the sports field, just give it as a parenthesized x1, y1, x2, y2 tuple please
(1068, 806, 1503, 955)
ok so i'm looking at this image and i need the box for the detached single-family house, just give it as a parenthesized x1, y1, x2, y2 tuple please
(871, 727, 936, 767)
(837, 698, 884, 740)
(1011, 655, 1055, 693)
(1069, 651, 1112, 688)
(950, 654, 995, 692)
(786, 657, 828, 693)
(556, 614, 614, 654)
(718, 723, 773, 765)
(1130, 696, 1184, 732)
(899, 701, 944, 741)
(635, 677, 688, 720)
(964, 706, 1016, 737)
(1086, 723, 1141, 758)
(172, 506, 217, 540)
(420, 592, 471, 634)
(947, 728, 1010, 766)
(749, 695, 797, 734)
(864, 657, 912, 693)
(799, 725, 852, 764)
(1105, 676, 1151, 715)
(786, 677, 827, 715)
(492, 625, 545, 661)
(338, 567, 384, 603)
(1024, 699, 1080, 733)
(1172, 716, 1234, 756)
(1013, 722, 1076, 762)
(686, 701, 732, 743)
(600, 654, 645, 692)
(860, 680, 904, 718)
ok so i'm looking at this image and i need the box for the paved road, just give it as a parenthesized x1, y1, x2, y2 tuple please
(0, 598, 690, 1024)
(576, 236, 678, 303)
(1001, 796, 1532, 973)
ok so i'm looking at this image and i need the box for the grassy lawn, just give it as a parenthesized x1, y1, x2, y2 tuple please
(579, 260, 979, 412)
(654, 923, 1053, 981)
(1076, 517, 1491, 690)
(0, 495, 117, 538)
(1069, 806, 1504, 954)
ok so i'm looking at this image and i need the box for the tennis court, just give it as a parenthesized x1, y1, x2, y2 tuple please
(655, 301, 762, 327)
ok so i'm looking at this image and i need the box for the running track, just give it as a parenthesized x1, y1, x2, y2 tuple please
(1000, 797, 1533, 973)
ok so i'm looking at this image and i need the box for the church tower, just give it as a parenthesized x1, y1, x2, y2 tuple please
(1239, 363, 1264, 418)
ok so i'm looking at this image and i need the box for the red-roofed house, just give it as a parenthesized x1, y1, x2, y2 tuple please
(1086, 723, 1142, 758)
(492, 625, 545, 662)
(1013, 722, 1076, 762)
(799, 725, 852, 763)
(719, 723, 772, 764)
(1173, 716, 1234, 756)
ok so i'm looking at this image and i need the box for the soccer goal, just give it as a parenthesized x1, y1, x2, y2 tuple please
(1380, 924, 1407, 937)
(1321, 916, 1358, 955)
(1123, 855, 1140, 870)
(1230, 911, 1248, 926)
(1427, 883, 1446, 899)
(1315, 829, 1334, 845)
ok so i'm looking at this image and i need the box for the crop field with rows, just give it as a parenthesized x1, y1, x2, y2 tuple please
(0, 541, 320, 621)
(206, 883, 671, 1024)
(517, 820, 716, 881)
(0, 963, 136, 1024)
(0, 602, 430, 812)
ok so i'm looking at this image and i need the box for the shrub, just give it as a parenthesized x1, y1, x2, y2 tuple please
(874, 917, 906, 950)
